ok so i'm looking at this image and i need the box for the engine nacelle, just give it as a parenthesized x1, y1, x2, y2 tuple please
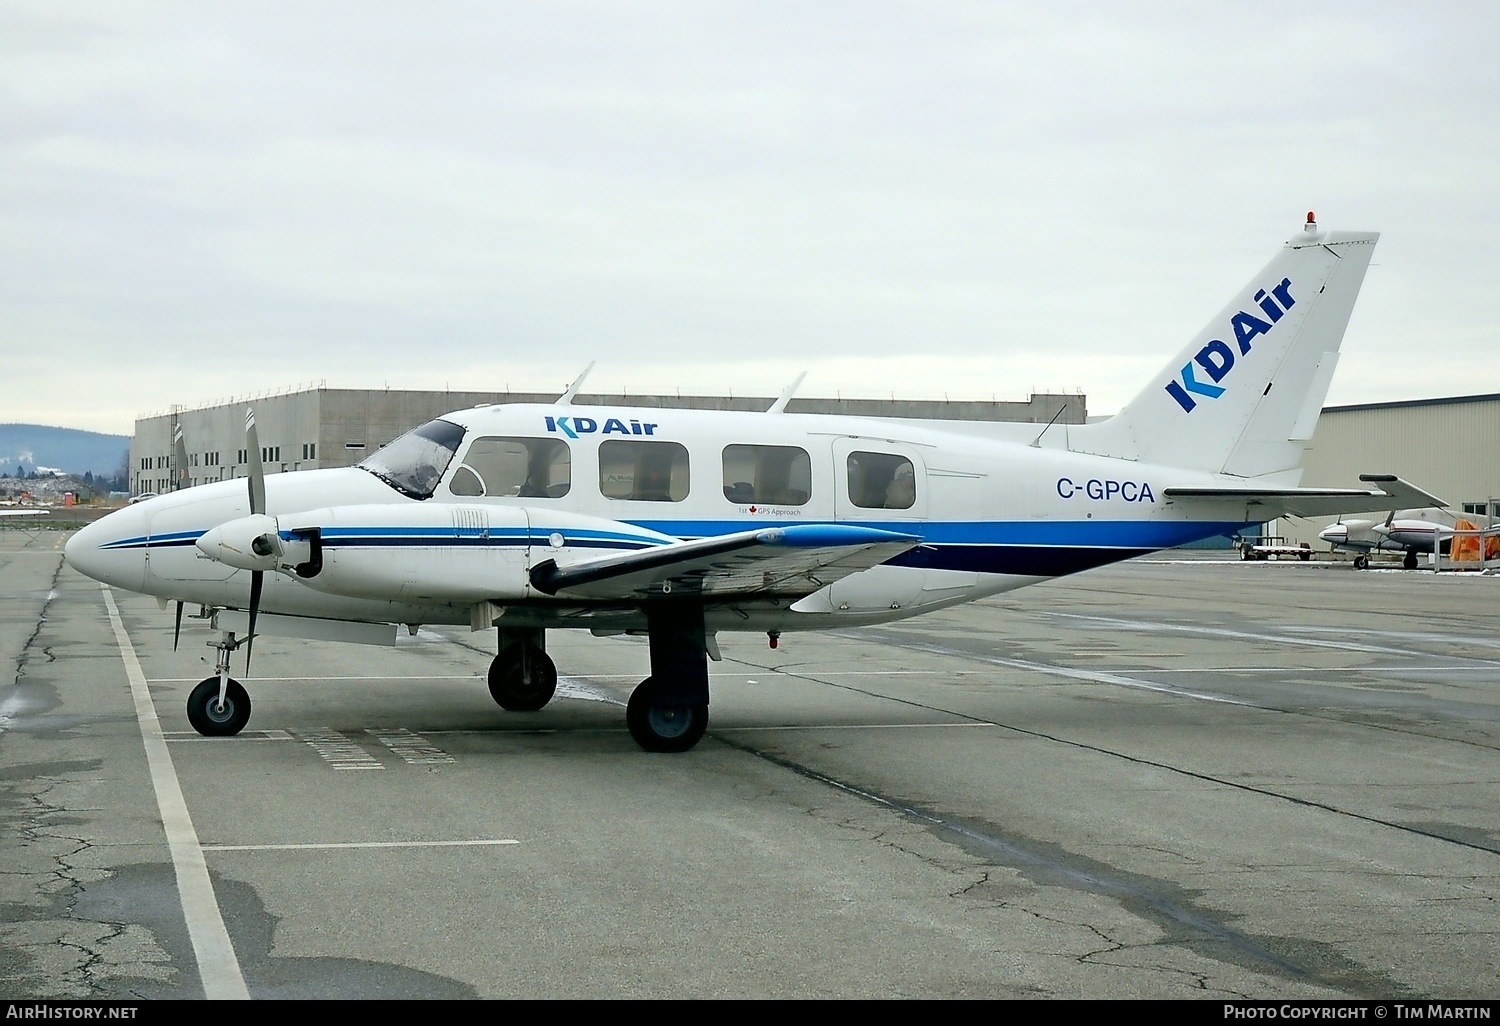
(196, 514, 282, 572)
(198, 502, 676, 604)
(271, 504, 534, 603)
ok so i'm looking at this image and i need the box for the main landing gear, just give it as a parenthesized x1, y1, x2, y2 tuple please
(487, 629, 558, 711)
(626, 677, 708, 753)
(1403, 550, 1420, 570)
(486, 609, 713, 753)
(626, 604, 710, 753)
(187, 629, 252, 736)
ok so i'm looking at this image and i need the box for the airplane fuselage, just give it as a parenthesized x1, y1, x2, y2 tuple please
(69, 403, 1252, 636)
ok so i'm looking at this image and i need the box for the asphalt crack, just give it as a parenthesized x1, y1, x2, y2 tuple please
(715, 731, 1408, 998)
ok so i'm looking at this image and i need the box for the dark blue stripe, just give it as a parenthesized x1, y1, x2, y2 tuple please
(321, 536, 648, 552)
(890, 544, 1153, 576)
(106, 517, 1247, 579)
(633, 519, 1247, 549)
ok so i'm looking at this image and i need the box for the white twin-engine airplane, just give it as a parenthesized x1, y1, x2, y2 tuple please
(66, 215, 1428, 752)
(1320, 505, 1495, 569)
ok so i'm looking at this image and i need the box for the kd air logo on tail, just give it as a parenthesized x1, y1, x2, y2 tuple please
(1166, 278, 1296, 413)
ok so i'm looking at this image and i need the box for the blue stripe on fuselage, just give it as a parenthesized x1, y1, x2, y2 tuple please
(110, 519, 1248, 578)
(630, 519, 1247, 550)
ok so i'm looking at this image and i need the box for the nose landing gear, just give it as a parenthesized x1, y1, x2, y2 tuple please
(187, 629, 252, 736)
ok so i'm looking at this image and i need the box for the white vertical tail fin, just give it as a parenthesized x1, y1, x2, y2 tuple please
(1073, 216, 1378, 478)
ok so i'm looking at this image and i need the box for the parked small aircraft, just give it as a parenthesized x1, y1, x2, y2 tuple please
(65, 214, 1425, 752)
(1320, 503, 1498, 569)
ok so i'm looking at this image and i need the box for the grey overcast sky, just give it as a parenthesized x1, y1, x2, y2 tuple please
(4, 1, 1498, 435)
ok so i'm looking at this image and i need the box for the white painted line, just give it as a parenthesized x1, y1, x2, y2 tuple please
(873, 635, 1257, 706)
(368, 727, 455, 765)
(733, 670, 941, 677)
(979, 657, 1255, 704)
(1046, 611, 1500, 664)
(204, 839, 520, 852)
(1109, 664, 1494, 675)
(297, 728, 385, 769)
(719, 721, 997, 732)
(1283, 624, 1500, 651)
(102, 585, 249, 1001)
(164, 729, 294, 741)
(151, 675, 482, 683)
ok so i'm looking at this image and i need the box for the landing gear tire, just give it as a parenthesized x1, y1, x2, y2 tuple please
(488, 644, 558, 711)
(1403, 551, 1419, 570)
(627, 677, 708, 753)
(187, 677, 251, 737)
(1353, 555, 1368, 569)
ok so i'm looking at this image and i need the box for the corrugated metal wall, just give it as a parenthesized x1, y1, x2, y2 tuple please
(1287, 395, 1500, 545)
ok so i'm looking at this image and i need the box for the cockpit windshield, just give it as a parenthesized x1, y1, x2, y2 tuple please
(357, 418, 465, 500)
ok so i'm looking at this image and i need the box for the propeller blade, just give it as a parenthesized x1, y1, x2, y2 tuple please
(245, 569, 262, 675)
(173, 600, 183, 651)
(172, 422, 189, 492)
(245, 408, 266, 516)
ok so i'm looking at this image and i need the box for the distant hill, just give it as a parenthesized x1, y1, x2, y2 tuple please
(0, 424, 130, 478)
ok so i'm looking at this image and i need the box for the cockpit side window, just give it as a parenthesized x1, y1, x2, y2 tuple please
(356, 418, 465, 500)
(449, 437, 572, 498)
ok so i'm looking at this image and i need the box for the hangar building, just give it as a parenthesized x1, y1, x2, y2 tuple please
(1284, 392, 1500, 546)
(131, 386, 1083, 495)
(130, 387, 1499, 557)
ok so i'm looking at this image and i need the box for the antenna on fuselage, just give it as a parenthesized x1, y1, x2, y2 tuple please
(766, 371, 807, 414)
(558, 362, 595, 406)
(1028, 402, 1069, 448)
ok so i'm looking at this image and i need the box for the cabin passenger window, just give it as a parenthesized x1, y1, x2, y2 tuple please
(599, 440, 690, 502)
(451, 437, 571, 498)
(722, 444, 811, 505)
(847, 451, 915, 510)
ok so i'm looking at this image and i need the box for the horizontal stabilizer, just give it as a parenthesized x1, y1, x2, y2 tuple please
(1163, 475, 1446, 520)
(1353, 474, 1446, 510)
(529, 524, 920, 600)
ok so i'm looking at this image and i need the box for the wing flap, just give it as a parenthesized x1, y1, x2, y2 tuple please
(1164, 474, 1447, 519)
(529, 524, 920, 601)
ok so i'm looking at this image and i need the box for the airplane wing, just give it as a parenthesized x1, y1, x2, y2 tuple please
(0, 509, 49, 517)
(1164, 474, 1447, 519)
(528, 524, 920, 600)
